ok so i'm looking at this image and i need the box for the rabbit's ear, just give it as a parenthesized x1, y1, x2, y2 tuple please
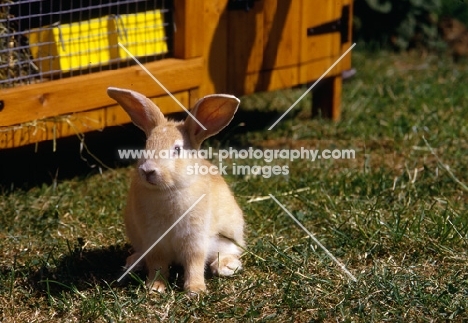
(107, 87, 166, 136)
(185, 94, 240, 149)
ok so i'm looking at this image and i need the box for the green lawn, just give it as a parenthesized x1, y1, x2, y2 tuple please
(1, 50, 468, 322)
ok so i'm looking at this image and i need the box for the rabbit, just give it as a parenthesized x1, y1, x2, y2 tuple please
(107, 87, 245, 294)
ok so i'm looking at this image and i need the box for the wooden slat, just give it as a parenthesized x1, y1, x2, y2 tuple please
(59, 109, 106, 139)
(0, 57, 203, 127)
(260, 65, 299, 93)
(188, 88, 200, 108)
(104, 91, 190, 129)
(262, 0, 299, 69)
(151, 91, 190, 115)
(298, 50, 343, 85)
(227, 0, 265, 95)
(104, 91, 191, 127)
(240, 65, 297, 94)
(0, 128, 13, 148)
(0, 92, 191, 149)
(104, 104, 133, 128)
(299, 0, 341, 65)
(173, 0, 204, 59)
(201, 0, 229, 95)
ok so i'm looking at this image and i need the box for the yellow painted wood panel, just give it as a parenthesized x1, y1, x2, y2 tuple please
(0, 57, 203, 127)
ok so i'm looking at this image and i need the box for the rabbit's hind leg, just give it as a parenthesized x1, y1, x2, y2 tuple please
(125, 252, 144, 271)
(208, 236, 243, 277)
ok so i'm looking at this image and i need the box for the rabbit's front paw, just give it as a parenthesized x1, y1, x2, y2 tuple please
(148, 280, 166, 293)
(185, 281, 206, 294)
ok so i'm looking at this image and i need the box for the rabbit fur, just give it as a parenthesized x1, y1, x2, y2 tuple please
(107, 87, 245, 293)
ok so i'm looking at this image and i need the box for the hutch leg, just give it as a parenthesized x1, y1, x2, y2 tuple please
(312, 75, 342, 120)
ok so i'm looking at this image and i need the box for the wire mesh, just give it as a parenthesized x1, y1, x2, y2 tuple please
(0, 0, 172, 88)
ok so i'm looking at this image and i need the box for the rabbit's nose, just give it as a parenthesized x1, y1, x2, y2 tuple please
(139, 163, 159, 185)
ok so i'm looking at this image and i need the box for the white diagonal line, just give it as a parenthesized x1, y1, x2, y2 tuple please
(268, 42, 357, 130)
(118, 42, 207, 130)
(117, 194, 206, 282)
(269, 194, 357, 282)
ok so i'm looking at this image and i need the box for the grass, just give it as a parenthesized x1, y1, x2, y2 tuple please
(1, 49, 468, 322)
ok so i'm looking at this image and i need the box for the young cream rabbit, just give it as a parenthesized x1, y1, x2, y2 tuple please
(107, 87, 245, 293)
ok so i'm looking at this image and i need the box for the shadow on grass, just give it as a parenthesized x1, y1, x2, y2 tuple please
(0, 108, 285, 192)
(208, 109, 286, 152)
(25, 240, 209, 296)
(164, 107, 285, 148)
(26, 243, 136, 296)
(0, 124, 144, 192)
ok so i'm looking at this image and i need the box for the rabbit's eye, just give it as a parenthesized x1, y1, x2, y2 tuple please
(173, 145, 182, 155)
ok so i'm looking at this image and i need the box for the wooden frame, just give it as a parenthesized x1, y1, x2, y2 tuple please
(0, 0, 353, 150)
